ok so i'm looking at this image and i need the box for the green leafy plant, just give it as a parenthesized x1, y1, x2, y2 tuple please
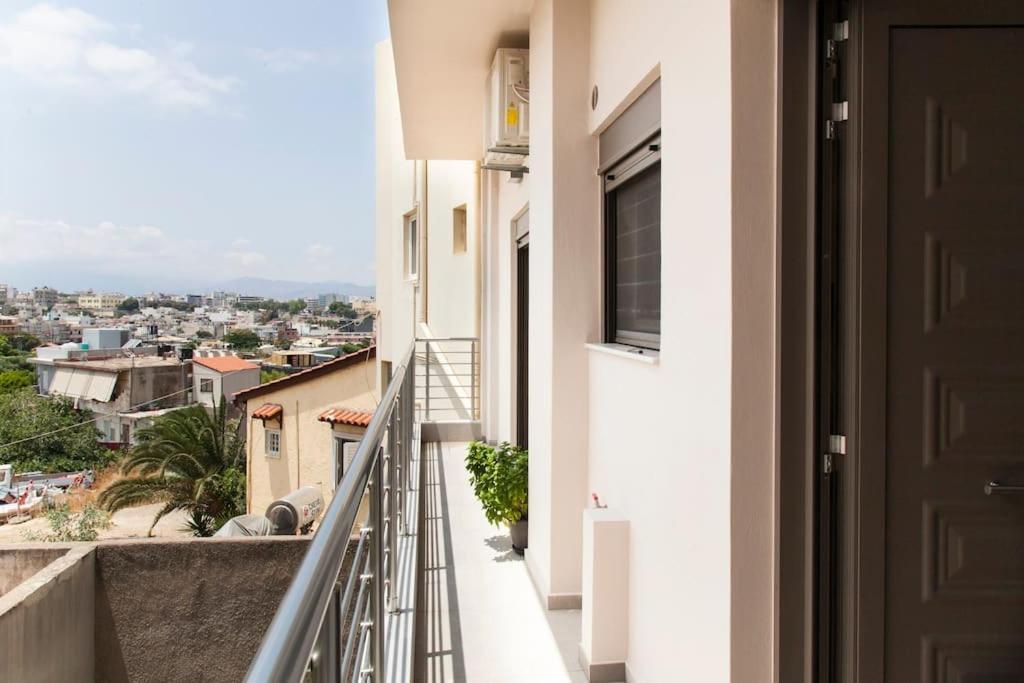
(97, 401, 246, 536)
(0, 389, 114, 473)
(24, 503, 113, 542)
(465, 441, 528, 527)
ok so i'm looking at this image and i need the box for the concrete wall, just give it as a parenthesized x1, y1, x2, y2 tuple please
(194, 365, 260, 411)
(0, 545, 95, 682)
(0, 546, 67, 595)
(245, 364, 377, 514)
(93, 537, 309, 683)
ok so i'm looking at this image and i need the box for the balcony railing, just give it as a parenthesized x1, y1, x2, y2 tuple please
(414, 337, 479, 422)
(246, 343, 418, 683)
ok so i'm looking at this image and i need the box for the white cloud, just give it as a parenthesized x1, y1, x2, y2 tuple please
(0, 214, 263, 279)
(0, 3, 236, 109)
(248, 47, 340, 74)
(305, 243, 334, 261)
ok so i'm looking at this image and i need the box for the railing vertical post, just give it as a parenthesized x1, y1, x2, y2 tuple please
(470, 339, 477, 420)
(424, 342, 431, 422)
(387, 409, 399, 613)
(368, 446, 385, 681)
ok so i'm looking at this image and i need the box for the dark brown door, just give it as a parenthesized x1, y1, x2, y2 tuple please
(855, 3, 1024, 680)
(516, 240, 529, 449)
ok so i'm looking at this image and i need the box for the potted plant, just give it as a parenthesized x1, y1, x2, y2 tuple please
(466, 441, 529, 554)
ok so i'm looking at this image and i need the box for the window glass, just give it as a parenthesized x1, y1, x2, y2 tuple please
(265, 429, 281, 457)
(611, 162, 661, 344)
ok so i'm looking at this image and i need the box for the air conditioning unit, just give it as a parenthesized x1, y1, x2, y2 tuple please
(483, 48, 529, 175)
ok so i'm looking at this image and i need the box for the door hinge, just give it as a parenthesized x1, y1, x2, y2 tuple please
(823, 434, 846, 474)
(825, 101, 849, 140)
(826, 20, 849, 61)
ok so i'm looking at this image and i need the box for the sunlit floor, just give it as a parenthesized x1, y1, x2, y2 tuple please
(415, 441, 585, 683)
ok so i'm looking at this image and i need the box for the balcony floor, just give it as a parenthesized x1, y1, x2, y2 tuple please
(415, 441, 585, 683)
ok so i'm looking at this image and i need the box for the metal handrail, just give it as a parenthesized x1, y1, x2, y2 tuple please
(246, 343, 416, 683)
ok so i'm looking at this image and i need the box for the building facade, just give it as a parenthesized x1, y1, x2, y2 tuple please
(235, 347, 378, 516)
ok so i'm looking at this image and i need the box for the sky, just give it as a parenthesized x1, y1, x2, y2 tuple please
(0, 1, 390, 293)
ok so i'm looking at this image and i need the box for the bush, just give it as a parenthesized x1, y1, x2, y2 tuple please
(0, 389, 115, 473)
(465, 441, 528, 527)
(23, 503, 112, 542)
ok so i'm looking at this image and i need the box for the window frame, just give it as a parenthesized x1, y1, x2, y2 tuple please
(452, 204, 468, 254)
(603, 133, 662, 350)
(199, 377, 214, 394)
(265, 428, 281, 458)
(403, 210, 419, 280)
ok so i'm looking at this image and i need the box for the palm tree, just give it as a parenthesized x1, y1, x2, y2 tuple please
(98, 401, 246, 536)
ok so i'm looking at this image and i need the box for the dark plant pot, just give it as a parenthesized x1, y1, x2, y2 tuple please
(510, 516, 528, 555)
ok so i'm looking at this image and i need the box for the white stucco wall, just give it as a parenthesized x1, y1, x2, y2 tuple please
(376, 41, 480, 378)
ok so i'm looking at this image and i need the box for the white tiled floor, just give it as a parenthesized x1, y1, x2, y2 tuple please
(415, 441, 585, 683)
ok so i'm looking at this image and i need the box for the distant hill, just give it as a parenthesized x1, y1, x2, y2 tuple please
(215, 278, 375, 300)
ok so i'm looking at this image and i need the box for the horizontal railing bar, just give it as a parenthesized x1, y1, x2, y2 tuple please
(414, 336, 479, 342)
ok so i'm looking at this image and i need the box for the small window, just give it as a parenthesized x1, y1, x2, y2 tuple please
(199, 378, 214, 393)
(604, 146, 661, 349)
(452, 204, 467, 254)
(265, 429, 281, 458)
(332, 436, 360, 486)
(404, 211, 419, 280)
(601, 81, 661, 350)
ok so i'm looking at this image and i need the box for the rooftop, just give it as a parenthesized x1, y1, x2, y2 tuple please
(52, 357, 183, 372)
(192, 356, 260, 373)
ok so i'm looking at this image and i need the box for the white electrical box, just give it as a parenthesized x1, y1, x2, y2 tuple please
(487, 48, 529, 150)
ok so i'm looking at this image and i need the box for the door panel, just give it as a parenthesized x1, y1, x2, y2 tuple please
(862, 16, 1024, 682)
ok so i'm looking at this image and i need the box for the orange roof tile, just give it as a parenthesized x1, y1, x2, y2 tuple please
(252, 403, 283, 420)
(318, 407, 373, 428)
(193, 356, 259, 373)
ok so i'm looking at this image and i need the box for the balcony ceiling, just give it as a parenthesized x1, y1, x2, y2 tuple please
(387, 0, 531, 160)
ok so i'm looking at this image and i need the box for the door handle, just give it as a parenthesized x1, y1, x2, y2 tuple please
(984, 480, 1024, 495)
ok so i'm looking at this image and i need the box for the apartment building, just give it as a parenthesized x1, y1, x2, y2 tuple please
(0, 316, 18, 335)
(369, 1, 1024, 681)
(31, 286, 58, 310)
(48, 355, 191, 445)
(76, 292, 124, 311)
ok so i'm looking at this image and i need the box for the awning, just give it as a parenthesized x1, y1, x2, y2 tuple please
(49, 368, 118, 402)
(252, 403, 283, 421)
(317, 407, 373, 428)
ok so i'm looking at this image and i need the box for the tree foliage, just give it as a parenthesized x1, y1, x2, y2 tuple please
(97, 402, 246, 536)
(260, 368, 288, 384)
(0, 389, 114, 473)
(0, 370, 34, 394)
(2, 333, 41, 352)
(118, 297, 140, 313)
(222, 328, 261, 351)
(328, 301, 356, 318)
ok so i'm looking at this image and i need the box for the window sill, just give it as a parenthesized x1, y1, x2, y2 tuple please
(585, 342, 659, 366)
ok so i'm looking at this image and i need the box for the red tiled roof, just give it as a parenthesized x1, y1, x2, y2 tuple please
(318, 407, 373, 428)
(193, 356, 259, 373)
(252, 403, 283, 420)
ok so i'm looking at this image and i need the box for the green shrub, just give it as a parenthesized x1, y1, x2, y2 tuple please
(465, 441, 528, 527)
(23, 503, 112, 542)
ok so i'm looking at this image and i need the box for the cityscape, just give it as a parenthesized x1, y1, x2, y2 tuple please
(3, 1, 1023, 683)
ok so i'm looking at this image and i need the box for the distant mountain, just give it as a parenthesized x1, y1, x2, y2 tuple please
(213, 277, 375, 300)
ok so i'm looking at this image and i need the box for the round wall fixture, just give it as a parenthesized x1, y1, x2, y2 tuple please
(591, 85, 599, 111)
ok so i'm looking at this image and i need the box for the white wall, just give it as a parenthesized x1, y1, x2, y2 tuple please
(376, 41, 480, 375)
(479, 0, 740, 679)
